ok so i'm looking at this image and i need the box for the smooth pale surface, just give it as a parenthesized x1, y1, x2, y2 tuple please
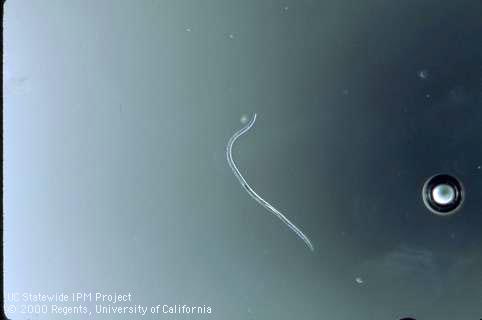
(5, 1, 482, 320)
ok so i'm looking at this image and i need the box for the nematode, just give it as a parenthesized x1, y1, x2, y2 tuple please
(226, 113, 314, 252)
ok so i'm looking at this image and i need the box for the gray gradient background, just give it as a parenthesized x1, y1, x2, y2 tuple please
(4, 0, 482, 319)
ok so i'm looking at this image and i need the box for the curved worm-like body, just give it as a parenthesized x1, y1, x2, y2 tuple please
(226, 113, 314, 251)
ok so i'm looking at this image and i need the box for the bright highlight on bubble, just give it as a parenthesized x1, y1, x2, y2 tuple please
(431, 184, 455, 205)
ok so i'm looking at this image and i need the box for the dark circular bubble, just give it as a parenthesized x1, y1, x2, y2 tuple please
(422, 174, 464, 216)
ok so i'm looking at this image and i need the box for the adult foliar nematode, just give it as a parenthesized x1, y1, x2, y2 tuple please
(226, 113, 314, 252)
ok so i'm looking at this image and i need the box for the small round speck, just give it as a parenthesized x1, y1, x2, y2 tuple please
(418, 69, 429, 80)
(283, 6, 289, 11)
(342, 89, 349, 95)
(477, 165, 481, 170)
(355, 277, 364, 284)
(425, 93, 431, 98)
(185, 27, 192, 32)
(228, 33, 235, 39)
(240, 114, 249, 124)
(432, 184, 455, 205)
